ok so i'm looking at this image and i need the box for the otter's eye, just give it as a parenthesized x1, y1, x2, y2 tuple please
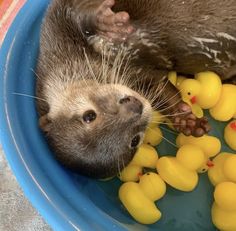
(83, 110, 97, 123)
(130, 135, 141, 148)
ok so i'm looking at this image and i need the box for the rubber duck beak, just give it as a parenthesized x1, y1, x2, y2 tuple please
(230, 122, 236, 130)
(190, 96, 197, 104)
(138, 172, 143, 179)
(207, 160, 214, 168)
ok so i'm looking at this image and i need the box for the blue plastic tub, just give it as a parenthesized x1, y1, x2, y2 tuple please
(0, 1, 232, 230)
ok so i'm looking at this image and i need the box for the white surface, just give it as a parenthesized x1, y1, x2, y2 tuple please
(0, 144, 51, 231)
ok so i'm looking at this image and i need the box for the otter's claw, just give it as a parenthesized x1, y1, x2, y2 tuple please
(95, 0, 135, 42)
(173, 102, 211, 137)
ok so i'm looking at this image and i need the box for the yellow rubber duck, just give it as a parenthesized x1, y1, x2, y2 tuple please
(144, 111, 163, 146)
(148, 111, 165, 128)
(144, 126, 163, 146)
(156, 144, 205, 191)
(168, 71, 187, 89)
(168, 71, 204, 122)
(179, 71, 222, 109)
(208, 152, 236, 186)
(176, 133, 221, 172)
(169, 71, 222, 118)
(168, 71, 178, 86)
(212, 182, 236, 231)
(224, 120, 236, 151)
(119, 172, 166, 224)
(148, 110, 175, 131)
(119, 144, 158, 182)
(209, 84, 236, 121)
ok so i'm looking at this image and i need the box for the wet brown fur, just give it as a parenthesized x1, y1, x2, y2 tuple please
(36, 0, 236, 178)
(36, 0, 155, 178)
(112, 0, 236, 80)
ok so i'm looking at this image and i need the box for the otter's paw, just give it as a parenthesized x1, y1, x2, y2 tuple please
(95, 0, 135, 42)
(173, 102, 211, 137)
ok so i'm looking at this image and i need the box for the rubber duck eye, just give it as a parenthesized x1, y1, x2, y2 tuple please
(130, 135, 141, 148)
(187, 92, 191, 95)
(83, 110, 97, 123)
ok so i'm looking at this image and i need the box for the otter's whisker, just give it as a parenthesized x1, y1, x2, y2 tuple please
(149, 79, 168, 101)
(146, 127, 177, 148)
(116, 57, 126, 85)
(159, 125, 178, 135)
(135, 81, 146, 99)
(152, 90, 182, 111)
(31, 68, 42, 80)
(144, 84, 163, 104)
(125, 77, 141, 91)
(145, 78, 169, 106)
(121, 154, 125, 174)
(116, 50, 132, 86)
(12, 92, 47, 102)
(117, 155, 122, 178)
(119, 55, 132, 86)
(161, 110, 191, 118)
(155, 99, 187, 115)
(147, 120, 175, 127)
(158, 88, 180, 107)
(152, 96, 181, 112)
(111, 48, 127, 85)
(101, 45, 113, 84)
(144, 79, 155, 99)
(83, 48, 99, 85)
(151, 89, 173, 109)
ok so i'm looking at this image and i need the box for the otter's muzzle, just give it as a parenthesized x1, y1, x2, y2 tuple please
(119, 96, 143, 115)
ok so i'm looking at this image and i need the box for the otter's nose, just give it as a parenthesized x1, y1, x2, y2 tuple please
(119, 96, 143, 115)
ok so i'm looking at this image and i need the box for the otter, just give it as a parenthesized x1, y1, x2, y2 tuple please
(36, 0, 236, 178)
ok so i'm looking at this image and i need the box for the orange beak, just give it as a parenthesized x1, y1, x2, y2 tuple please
(207, 160, 214, 168)
(138, 172, 143, 178)
(190, 96, 197, 104)
(230, 122, 236, 131)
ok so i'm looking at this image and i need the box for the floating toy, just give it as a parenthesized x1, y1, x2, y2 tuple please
(176, 133, 221, 157)
(119, 172, 166, 224)
(176, 133, 221, 172)
(177, 72, 222, 118)
(209, 84, 236, 121)
(168, 71, 187, 89)
(144, 126, 163, 146)
(148, 111, 164, 128)
(224, 120, 236, 151)
(156, 144, 205, 191)
(143, 111, 164, 146)
(208, 152, 236, 186)
(179, 72, 222, 108)
(168, 71, 178, 86)
(212, 182, 236, 231)
(148, 110, 175, 131)
(119, 144, 158, 182)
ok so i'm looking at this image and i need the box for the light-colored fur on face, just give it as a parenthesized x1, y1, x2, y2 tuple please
(41, 46, 153, 123)
(37, 76, 153, 178)
(45, 79, 152, 123)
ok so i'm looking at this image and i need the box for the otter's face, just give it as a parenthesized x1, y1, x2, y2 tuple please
(39, 83, 152, 178)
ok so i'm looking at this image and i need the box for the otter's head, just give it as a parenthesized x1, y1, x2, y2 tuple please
(39, 82, 152, 178)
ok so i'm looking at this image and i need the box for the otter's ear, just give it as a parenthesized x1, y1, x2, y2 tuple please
(39, 114, 52, 133)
